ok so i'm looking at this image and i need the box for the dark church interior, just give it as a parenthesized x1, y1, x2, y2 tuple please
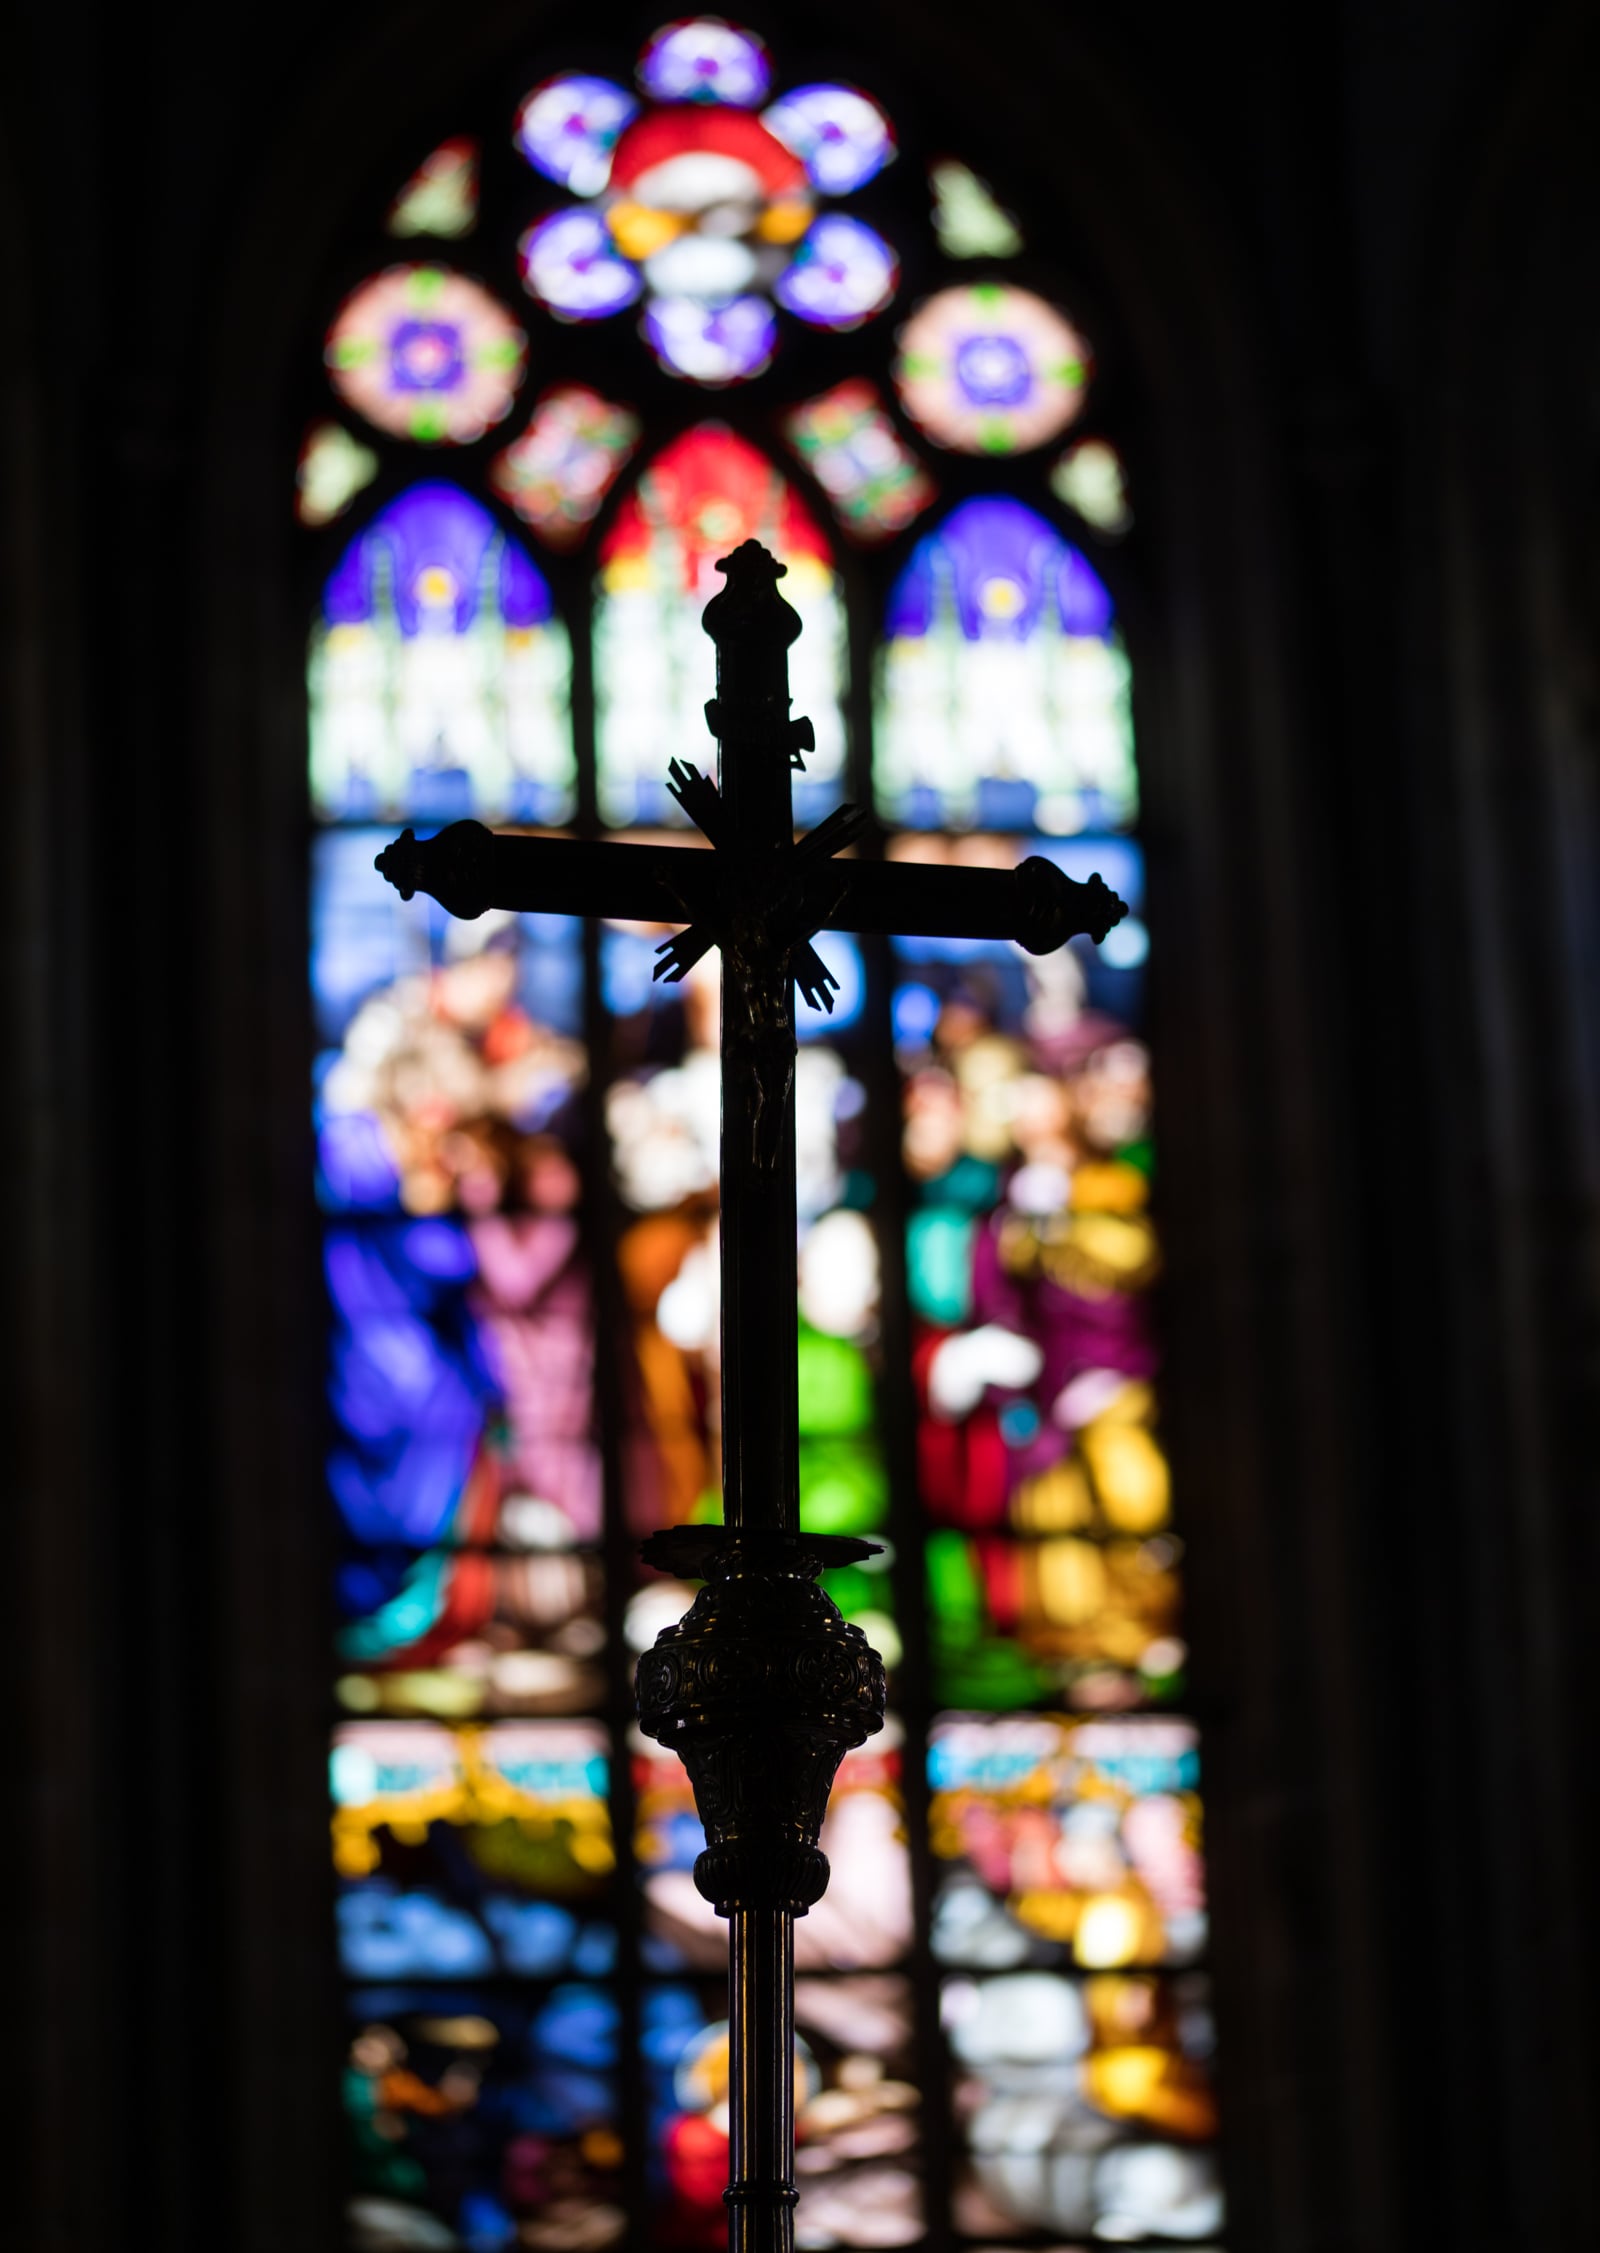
(7, 2, 1599, 2248)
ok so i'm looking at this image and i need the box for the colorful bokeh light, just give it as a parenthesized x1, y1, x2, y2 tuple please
(326, 266, 526, 444)
(896, 283, 1091, 455)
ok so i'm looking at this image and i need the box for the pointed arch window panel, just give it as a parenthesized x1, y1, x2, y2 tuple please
(593, 425, 847, 829)
(303, 20, 1216, 2253)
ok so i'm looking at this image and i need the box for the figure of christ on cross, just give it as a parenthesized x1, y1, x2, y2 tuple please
(376, 539, 1128, 2253)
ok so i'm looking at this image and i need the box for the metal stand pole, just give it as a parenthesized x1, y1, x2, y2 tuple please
(727, 1909, 796, 2253)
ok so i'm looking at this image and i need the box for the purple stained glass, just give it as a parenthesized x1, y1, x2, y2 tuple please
(638, 17, 771, 107)
(762, 82, 896, 194)
(323, 482, 553, 637)
(387, 318, 466, 392)
(500, 539, 551, 628)
(774, 214, 898, 331)
(883, 496, 1114, 644)
(642, 292, 776, 382)
(955, 332, 1032, 408)
(318, 1111, 399, 1210)
(514, 73, 639, 195)
(1058, 542, 1117, 636)
(519, 208, 642, 320)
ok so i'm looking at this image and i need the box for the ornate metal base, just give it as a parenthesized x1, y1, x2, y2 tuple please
(635, 1526, 888, 1916)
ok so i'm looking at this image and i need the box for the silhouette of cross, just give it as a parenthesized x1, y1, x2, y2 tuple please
(376, 537, 1127, 2252)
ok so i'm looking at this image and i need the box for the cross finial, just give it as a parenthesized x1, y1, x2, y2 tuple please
(702, 537, 802, 666)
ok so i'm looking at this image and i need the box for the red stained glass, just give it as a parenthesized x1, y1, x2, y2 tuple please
(600, 424, 832, 590)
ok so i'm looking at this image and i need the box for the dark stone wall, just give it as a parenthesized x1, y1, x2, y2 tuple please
(5, 4, 1596, 2249)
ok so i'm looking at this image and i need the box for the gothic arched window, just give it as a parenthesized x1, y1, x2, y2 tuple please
(302, 22, 1219, 2249)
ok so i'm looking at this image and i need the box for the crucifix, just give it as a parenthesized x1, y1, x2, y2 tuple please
(376, 539, 1128, 2251)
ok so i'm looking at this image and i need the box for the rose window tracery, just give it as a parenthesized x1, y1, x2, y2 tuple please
(515, 20, 899, 382)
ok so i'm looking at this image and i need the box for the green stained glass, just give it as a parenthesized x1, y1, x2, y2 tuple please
(799, 1433, 888, 1534)
(1052, 435, 1133, 536)
(387, 137, 480, 240)
(796, 1323, 874, 1436)
(925, 1533, 1054, 1707)
(295, 422, 378, 526)
(929, 161, 1023, 259)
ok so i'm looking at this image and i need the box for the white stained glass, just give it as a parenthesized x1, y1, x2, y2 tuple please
(875, 604, 1134, 834)
(594, 550, 846, 829)
(310, 597, 574, 826)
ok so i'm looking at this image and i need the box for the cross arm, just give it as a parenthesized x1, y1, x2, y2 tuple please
(374, 822, 719, 925)
(823, 853, 1125, 954)
(376, 821, 1127, 955)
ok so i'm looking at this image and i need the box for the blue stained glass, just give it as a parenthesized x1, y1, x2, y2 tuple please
(514, 73, 639, 194)
(763, 83, 896, 193)
(774, 215, 898, 331)
(339, 1549, 454, 1659)
(883, 495, 1109, 644)
(324, 482, 553, 634)
(325, 1222, 496, 1547)
(343, 1989, 624, 2236)
(519, 208, 642, 320)
(893, 981, 939, 1046)
(460, 2195, 517, 2253)
(535, 1983, 620, 2073)
(1034, 833, 1145, 912)
(515, 914, 587, 1037)
(638, 18, 771, 106)
(796, 932, 864, 1038)
(340, 1883, 497, 1977)
(603, 927, 859, 1036)
(312, 829, 420, 1042)
(319, 1109, 401, 1211)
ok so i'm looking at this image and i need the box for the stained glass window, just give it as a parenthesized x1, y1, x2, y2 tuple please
(593, 425, 846, 828)
(783, 380, 934, 542)
(326, 267, 526, 444)
(875, 498, 1136, 834)
(895, 286, 1091, 456)
(297, 422, 379, 527)
(387, 138, 481, 240)
(492, 387, 641, 548)
(310, 484, 574, 825)
(305, 23, 1218, 2253)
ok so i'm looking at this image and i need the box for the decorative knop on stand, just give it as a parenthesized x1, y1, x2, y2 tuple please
(376, 536, 1128, 2253)
(634, 1527, 887, 1916)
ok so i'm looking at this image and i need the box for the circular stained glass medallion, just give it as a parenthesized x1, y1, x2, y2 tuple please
(894, 284, 1091, 454)
(638, 18, 771, 107)
(519, 209, 643, 320)
(774, 215, 897, 330)
(326, 266, 526, 444)
(643, 294, 776, 383)
(514, 74, 639, 196)
(762, 83, 896, 194)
